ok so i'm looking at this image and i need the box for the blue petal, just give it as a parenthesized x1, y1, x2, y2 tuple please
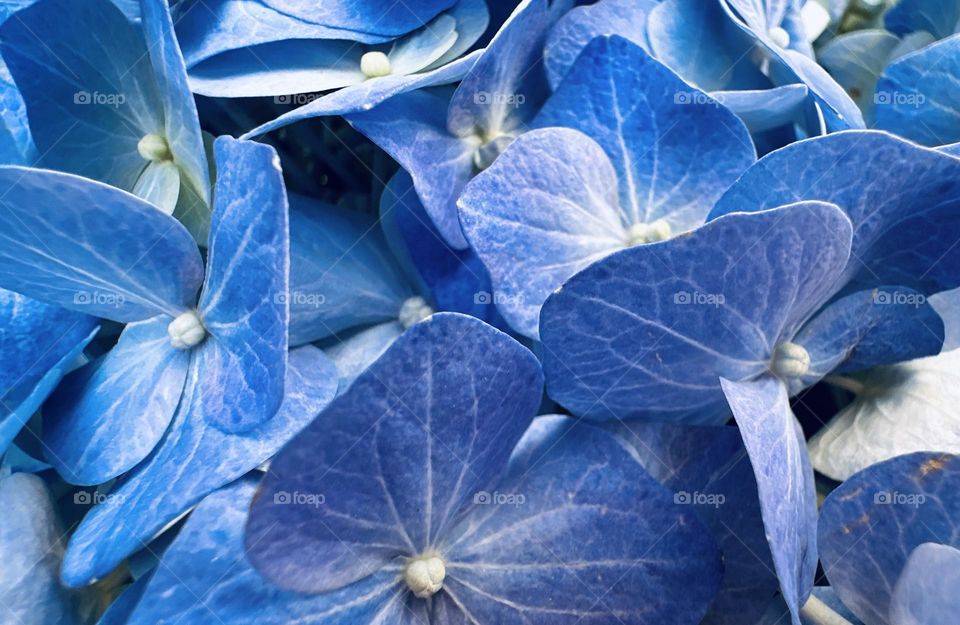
(447, 0, 552, 137)
(875, 34, 960, 146)
(792, 287, 944, 387)
(348, 88, 476, 249)
(885, 0, 960, 40)
(817, 30, 900, 123)
(94, 575, 149, 625)
(60, 345, 338, 587)
(242, 50, 481, 137)
(818, 452, 960, 625)
(768, 46, 865, 131)
(379, 170, 493, 320)
(720, 376, 816, 625)
(710, 130, 960, 295)
(606, 420, 778, 625)
(534, 36, 756, 231)
(195, 137, 288, 433)
(441, 421, 722, 625)
(458, 128, 627, 339)
(648, 0, 756, 92)
(0, 290, 98, 454)
(386, 14, 458, 76)
(140, 0, 211, 206)
(0, 473, 81, 625)
(258, 0, 456, 36)
(287, 194, 414, 345)
(711, 84, 809, 132)
(320, 320, 405, 390)
(0, 167, 204, 321)
(43, 316, 189, 485)
(0, 60, 35, 165)
(540, 202, 853, 423)
(544, 0, 654, 89)
(890, 542, 960, 625)
(132, 160, 181, 215)
(0, 0, 162, 190)
(125, 478, 402, 625)
(246, 313, 543, 593)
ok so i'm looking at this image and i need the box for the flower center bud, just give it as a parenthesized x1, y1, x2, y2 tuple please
(167, 310, 207, 350)
(399, 296, 434, 329)
(404, 554, 446, 599)
(767, 26, 790, 48)
(626, 219, 672, 246)
(360, 51, 392, 78)
(137, 133, 173, 162)
(771, 342, 810, 379)
(472, 133, 516, 171)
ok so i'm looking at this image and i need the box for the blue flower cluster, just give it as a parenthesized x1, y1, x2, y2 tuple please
(0, 1, 959, 624)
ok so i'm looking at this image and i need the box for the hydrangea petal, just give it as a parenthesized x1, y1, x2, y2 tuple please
(259, 0, 456, 36)
(890, 542, 960, 625)
(720, 376, 817, 625)
(540, 202, 852, 422)
(196, 137, 288, 433)
(459, 128, 626, 339)
(819, 452, 960, 625)
(246, 313, 543, 594)
(710, 131, 960, 295)
(711, 84, 809, 133)
(817, 30, 900, 122)
(43, 316, 190, 485)
(60, 345, 338, 587)
(440, 422, 722, 625)
(320, 321, 405, 390)
(874, 34, 960, 146)
(0, 167, 204, 321)
(809, 349, 960, 481)
(534, 36, 756, 231)
(885, 0, 960, 40)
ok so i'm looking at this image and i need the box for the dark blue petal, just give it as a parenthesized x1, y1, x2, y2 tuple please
(540, 202, 852, 422)
(287, 194, 414, 346)
(43, 316, 189, 485)
(349, 88, 476, 249)
(196, 137, 288, 432)
(710, 131, 960, 295)
(0, 290, 97, 454)
(793, 287, 943, 387)
(459, 128, 626, 339)
(124, 478, 403, 625)
(60, 345, 338, 587)
(0, 0, 163, 190)
(535, 36, 756, 232)
(441, 421, 722, 625)
(819, 452, 960, 625)
(875, 34, 960, 146)
(885, 0, 960, 40)
(380, 170, 493, 319)
(140, 0, 211, 205)
(890, 542, 960, 625)
(0, 167, 204, 321)
(246, 313, 543, 594)
(606, 420, 778, 625)
(720, 376, 816, 625)
(0, 473, 81, 625)
(545, 0, 653, 89)
(242, 51, 481, 137)
(258, 0, 456, 36)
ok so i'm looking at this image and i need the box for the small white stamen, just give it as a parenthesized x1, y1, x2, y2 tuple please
(771, 342, 810, 379)
(399, 296, 434, 329)
(360, 51, 392, 78)
(404, 554, 445, 599)
(768, 26, 790, 49)
(626, 219, 672, 246)
(167, 310, 206, 350)
(138, 133, 173, 162)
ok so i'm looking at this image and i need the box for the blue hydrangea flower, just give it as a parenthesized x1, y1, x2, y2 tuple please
(458, 35, 755, 339)
(244, 313, 723, 624)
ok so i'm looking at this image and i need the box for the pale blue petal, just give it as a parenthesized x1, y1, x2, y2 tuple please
(196, 137, 288, 433)
(320, 320, 404, 390)
(817, 30, 900, 122)
(0, 166, 204, 321)
(132, 160, 180, 214)
(258, 0, 456, 36)
(246, 313, 543, 593)
(540, 202, 852, 422)
(43, 316, 189, 485)
(60, 345, 338, 587)
(712, 84, 809, 132)
(720, 376, 817, 625)
(819, 452, 960, 625)
(387, 14, 458, 76)
(890, 542, 960, 625)
(458, 128, 626, 340)
(534, 36, 756, 231)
